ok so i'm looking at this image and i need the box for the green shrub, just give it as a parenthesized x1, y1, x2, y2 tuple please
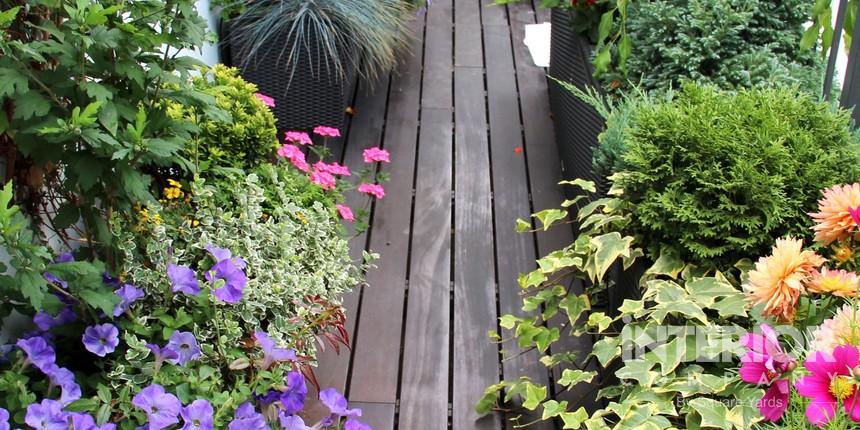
(616, 84, 860, 266)
(172, 65, 280, 170)
(616, 0, 822, 94)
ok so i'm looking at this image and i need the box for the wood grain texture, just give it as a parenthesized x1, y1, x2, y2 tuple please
(350, 402, 395, 430)
(398, 108, 454, 430)
(455, 0, 484, 67)
(347, 16, 425, 404)
(422, 0, 454, 109)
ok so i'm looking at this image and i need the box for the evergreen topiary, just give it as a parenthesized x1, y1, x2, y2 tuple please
(616, 0, 822, 94)
(171, 65, 280, 170)
(616, 84, 860, 266)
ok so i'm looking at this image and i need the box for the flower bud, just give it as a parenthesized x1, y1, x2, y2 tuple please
(229, 357, 250, 370)
(853, 366, 860, 381)
(786, 361, 797, 372)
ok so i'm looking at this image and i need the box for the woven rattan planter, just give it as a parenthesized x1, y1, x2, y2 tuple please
(221, 19, 357, 134)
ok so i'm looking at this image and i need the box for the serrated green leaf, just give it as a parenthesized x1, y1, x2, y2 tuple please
(14, 92, 51, 120)
(0, 67, 28, 97)
(79, 288, 121, 316)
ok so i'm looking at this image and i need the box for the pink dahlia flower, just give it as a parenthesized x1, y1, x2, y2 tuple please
(796, 344, 860, 426)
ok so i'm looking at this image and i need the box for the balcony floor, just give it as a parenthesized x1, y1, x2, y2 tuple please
(305, 1, 590, 428)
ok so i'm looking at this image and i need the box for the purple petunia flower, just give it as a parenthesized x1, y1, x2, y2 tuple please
(168, 264, 200, 296)
(204, 245, 248, 304)
(147, 343, 179, 371)
(16, 336, 55, 372)
(82, 323, 119, 357)
(281, 371, 307, 415)
(132, 384, 182, 430)
(25, 399, 67, 430)
(254, 331, 297, 370)
(33, 307, 77, 331)
(180, 399, 214, 430)
(0, 407, 8, 430)
(54, 252, 74, 263)
(113, 284, 144, 316)
(166, 331, 201, 366)
(278, 412, 310, 430)
(227, 402, 267, 430)
(43, 365, 81, 406)
(319, 388, 362, 418)
(345, 418, 372, 430)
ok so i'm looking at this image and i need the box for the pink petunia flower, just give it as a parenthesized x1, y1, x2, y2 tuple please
(739, 324, 794, 422)
(277, 144, 310, 172)
(313, 126, 340, 138)
(254, 93, 275, 108)
(314, 161, 351, 177)
(285, 131, 313, 146)
(796, 344, 860, 426)
(357, 183, 385, 199)
(336, 204, 355, 222)
(310, 171, 337, 190)
(362, 147, 390, 163)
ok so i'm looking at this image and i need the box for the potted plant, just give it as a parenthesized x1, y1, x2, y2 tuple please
(215, 0, 412, 132)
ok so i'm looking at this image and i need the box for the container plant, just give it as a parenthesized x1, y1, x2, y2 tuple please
(215, 0, 412, 132)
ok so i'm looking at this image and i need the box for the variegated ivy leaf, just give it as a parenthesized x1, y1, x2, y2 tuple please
(558, 178, 597, 193)
(686, 398, 730, 430)
(557, 369, 597, 388)
(560, 407, 589, 429)
(537, 249, 581, 274)
(618, 299, 646, 317)
(522, 383, 547, 411)
(585, 232, 634, 283)
(591, 337, 621, 367)
(685, 277, 741, 308)
(653, 372, 730, 397)
(518, 269, 547, 289)
(559, 294, 590, 325)
(587, 312, 613, 333)
(615, 359, 659, 387)
(645, 247, 685, 279)
(540, 399, 568, 419)
(644, 337, 686, 376)
(650, 300, 708, 325)
(515, 218, 532, 232)
(532, 208, 568, 231)
(623, 387, 677, 417)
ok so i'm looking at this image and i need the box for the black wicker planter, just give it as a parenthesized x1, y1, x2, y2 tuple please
(548, 9, 607, 197)
(220, 20, 357, 134)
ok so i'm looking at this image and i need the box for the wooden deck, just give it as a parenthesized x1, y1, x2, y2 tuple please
(307, 1, 582, 428)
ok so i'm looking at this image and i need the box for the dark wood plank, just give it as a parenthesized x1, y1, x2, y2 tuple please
(455, 0, 484, 67)
(422, 0, 454, 109)
(350, 402, 395, 430)
(509, 1, 598, 412)
(482, 20, 555, 430)
(453, 65, 502, 430)
(304, 74, 392, 422)
(347, 15, 425, 404)
(398, 108, 454, 430)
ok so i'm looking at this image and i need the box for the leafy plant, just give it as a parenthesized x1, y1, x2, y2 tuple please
(0, 1, 221, 254)
(616, 83, 859, 266)
(609, 0, 822, 94)
(215, 0, 412, 83)
(801, 0, 858, 57)
(169, 65, 280, 170)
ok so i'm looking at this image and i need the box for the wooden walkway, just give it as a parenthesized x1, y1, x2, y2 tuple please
(307, 1, 582, 428)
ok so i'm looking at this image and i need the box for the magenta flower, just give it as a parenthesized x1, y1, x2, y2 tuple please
(357, 183, 385, 199)
(314, 161, 351, 176)
(180, 399, 214, 430)
(113, 283, 144, 316)
(281, 371, 307, 414)
(227, 402, 267, 430)
(17, 336, 55, 371)
(739, 324, 794, 422)
(166, 331, 202, 366)
(285, 131, 312, 146)
(254, 93, 275, 108)
(319, 388, 362, 418)
(310, 171, 337, 190)
(168, 264, 200, 296)
(25, 399, 67, 430)
(336, 204, 355, 222)
(313, 126, 340, 137)
(362, 147, 390, 163)
(254, 331, 297, 369)
(850, 206, 860, 227)
(132, 384, 182, 430)
(796, 345, 860, 426)
(277, 144, 310, 172)
(82, 323, 119, 357)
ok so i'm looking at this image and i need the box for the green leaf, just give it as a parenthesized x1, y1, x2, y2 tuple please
(645, 247, 684, 279)
(688, 398, 730, 430)
(586, 312, 613, 333)
(591, 337, 621, 366)
(597, 11, 614, 42)
(79, 288, 121, 316)
(801, 23, 821, 51)
(53, 203, 80, 229)
(0, 68, 28, 97)
(532, 209, 567, 231)
(515, 218, 532, 232)
(644, 337, 686, 375)
(499, 315, 518, 330)
(475, 383, 505, 415)
(522, 383, 547, 411)
(20, 270, 47, 310)
(96, 384, 111, 403)
(593, 47, 612, 74)
(618, 299, 644, 316)
(615, 359, 658, 387)
(560, 407, 589, 429)
(14, 92, 51, 120)
(541, 399, 568, 419)
(557, 369, 596, 388)
(558, 179, 596, 193)
(617, 33, 631, 71)
(586, 232, 633, 282)
(559, 294, 590, 325)
(65, 398, 99, 412)
(98, 102, 118, 136)
(0, 7, 21, 28)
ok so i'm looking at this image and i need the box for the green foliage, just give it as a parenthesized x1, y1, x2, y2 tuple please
(613, 0, 822, 94)
(802, 0, 858, 58)
(171, 65, 280, 170)
(217, 0, 411, 82)
(114, 172, 366, 358)
(0, 0, 219, 250)
(616, 84, 859, 266)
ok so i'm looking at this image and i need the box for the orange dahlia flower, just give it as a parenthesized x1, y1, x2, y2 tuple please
(806, 268, 860, 298)
(809, 183, 860, 245)
(745, 238, 825, 323)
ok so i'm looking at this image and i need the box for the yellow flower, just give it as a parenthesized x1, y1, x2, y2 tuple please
(833, 243, 855, 264)
(167, 179, 182, 189)
(811, 304, 860, 353)
(807, 268, 860, 298)
(296, 212, 307, 225)
(809, 183, 860, 245)
(164, 187, 182, 200)
(152, 214, 163, 225)
(745, 237, 825, 323)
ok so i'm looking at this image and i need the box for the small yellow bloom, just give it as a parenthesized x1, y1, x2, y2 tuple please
(167, 179, 182, 189)
(834, 244, 855, 264)
(192, 219, 200, 227)
(296, 212, 307, 225)
(164, 187, 182, 200)
(152, 214, 163, 225)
